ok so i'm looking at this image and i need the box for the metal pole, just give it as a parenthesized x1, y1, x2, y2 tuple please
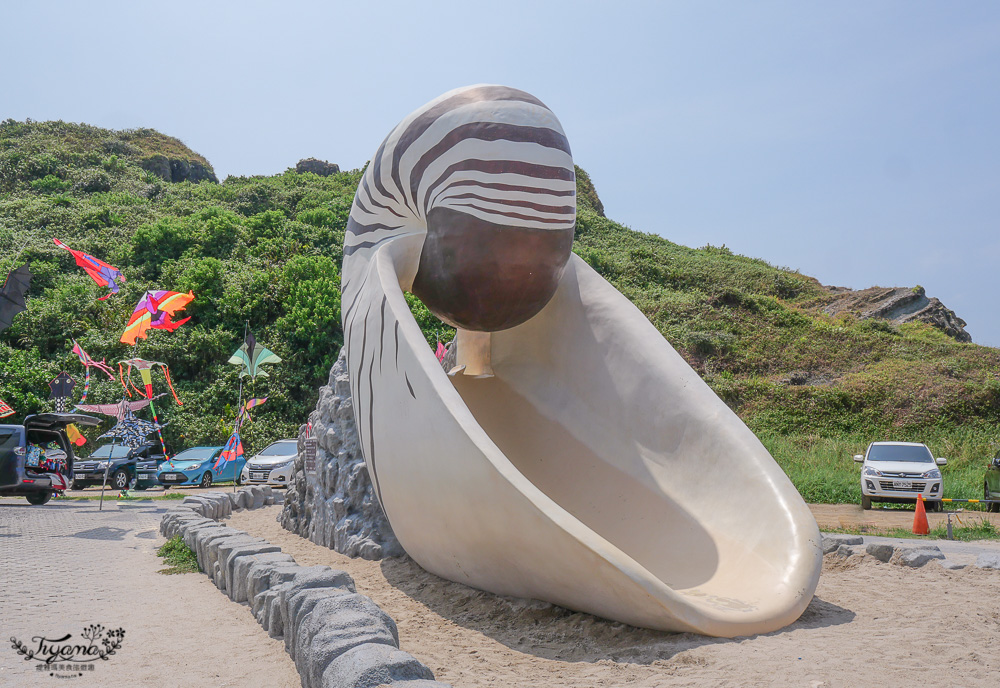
(232, 320, 248, 493)
(98, 403, 124, 512)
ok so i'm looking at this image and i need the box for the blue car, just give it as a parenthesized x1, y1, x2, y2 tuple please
(156, 446, 244, 488)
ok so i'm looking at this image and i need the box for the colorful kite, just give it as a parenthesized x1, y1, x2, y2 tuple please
(236, 397, 267, 430)
(0, 398, 14, 419)
(435, 341, 447, 362)
(0, 264, 31, 334)
(53, 238, 125, 300)
(97, 409, 162, 449)
(120, 290, 194, 345)
(228, 331, 281, 379)
(75, 395, 163, 419)
(213, 431, 243, 474)
(119, 358, 180, 459)
(119, 358, 182, 405)
(66, 424, 86, 447)
(48, 372, 76, 413)
(72, 340, 116, 403)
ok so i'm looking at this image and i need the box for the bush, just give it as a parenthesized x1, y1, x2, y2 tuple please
(31, 174, 71, 193)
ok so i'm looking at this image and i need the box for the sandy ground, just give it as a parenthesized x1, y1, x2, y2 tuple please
(229, 506, 1000, 687)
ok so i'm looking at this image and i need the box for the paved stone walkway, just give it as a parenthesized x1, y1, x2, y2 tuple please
(0, 497, 299, 687)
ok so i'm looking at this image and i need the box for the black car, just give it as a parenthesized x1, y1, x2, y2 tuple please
(0, 413, 100, 505)
(72, 443, 166, 491)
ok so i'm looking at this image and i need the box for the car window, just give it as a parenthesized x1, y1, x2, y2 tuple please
(0, 429, 21, 457)
(259, 441, 298, 456)
(866, 445, 934, 463)
(172, 447, 219, 461)
(89, 445, 134, 459)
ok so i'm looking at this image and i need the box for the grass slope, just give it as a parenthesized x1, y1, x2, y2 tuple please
(2, 119, 999, 503)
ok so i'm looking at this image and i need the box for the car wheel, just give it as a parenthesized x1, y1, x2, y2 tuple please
(987, 484, 999, 513)
(926, 500, 941, 513)
(71, 482, 84, 491)
(26, 491, 52, 505)
(861, 495, 872, 510)
(200, 472, 212, 488)
(112, 469, 130, 491)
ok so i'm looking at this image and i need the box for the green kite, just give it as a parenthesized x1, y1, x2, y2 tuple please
(228, 331, 281, 379)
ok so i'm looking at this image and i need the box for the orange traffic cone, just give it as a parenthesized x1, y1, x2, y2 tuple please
(912, 494, 930, 535)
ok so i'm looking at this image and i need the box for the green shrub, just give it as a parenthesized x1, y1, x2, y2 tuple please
(156, 536, 199, 574)
(31, 174, 71, 193)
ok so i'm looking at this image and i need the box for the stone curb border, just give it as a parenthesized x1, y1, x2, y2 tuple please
(160, 487, 451, 688)
(821, 533, 1000, 570)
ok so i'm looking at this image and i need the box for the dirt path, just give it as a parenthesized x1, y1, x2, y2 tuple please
(809, 502, 1000, 531)
(230, 506, 1000, 687)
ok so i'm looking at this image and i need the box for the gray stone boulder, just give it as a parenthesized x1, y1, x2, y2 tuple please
(279, 567, 358, 651)
(218, 541, 283, 596)
(975, 552, 1000, 570)
(231, 553, 295, 603)
(939, 559, 967, 571)
(190, 527, 243, 567)
(297, 593, 400, 688)
(897, 546, 945, 568)
(160, 511, 213, 538)
(321, 643, 435, 688)
(822, 534, 863, 554)
(280, 349, 404, 560)
(866, 543, 895, 563)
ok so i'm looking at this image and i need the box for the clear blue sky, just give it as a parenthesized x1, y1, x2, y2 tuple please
(5, 1, 999, 345)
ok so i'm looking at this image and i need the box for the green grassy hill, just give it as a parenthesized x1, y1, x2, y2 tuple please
(2, 119, 998, 502)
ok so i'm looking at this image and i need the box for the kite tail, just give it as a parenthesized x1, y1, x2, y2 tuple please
(80, 367, 91, 403)
(162, 365, 183, 406)
(118, 363, 133, 398)
(129, 378, 145, 399)
(94, 361, 116, 379)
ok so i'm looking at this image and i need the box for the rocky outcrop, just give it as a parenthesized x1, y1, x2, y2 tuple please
(139, 154, 218, 183)
(819, 285, 970, 342)
(296, 158, 341, 176)
(280, 349, 404, 560)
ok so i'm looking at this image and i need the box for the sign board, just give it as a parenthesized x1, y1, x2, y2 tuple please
(304, 437, 317, 474)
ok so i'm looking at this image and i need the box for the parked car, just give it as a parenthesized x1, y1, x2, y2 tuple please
(134, 447, 172, 490)
(156, 446, 242, 488)
(854, 441, 947, 511)
(240, 439, 298, 488)
(0, 413, 100, 505)
(72, 443, 165, 491)
(984, 450, 1000, 513)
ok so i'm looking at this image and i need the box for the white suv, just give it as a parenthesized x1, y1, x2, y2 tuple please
(854, 441, 947, 511)
(240, 439, 298, 488)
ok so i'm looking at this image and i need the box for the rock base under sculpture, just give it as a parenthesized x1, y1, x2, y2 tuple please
(280, 349, 404, 560)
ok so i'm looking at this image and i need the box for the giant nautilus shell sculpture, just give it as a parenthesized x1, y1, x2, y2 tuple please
(341, 85, 821, 637)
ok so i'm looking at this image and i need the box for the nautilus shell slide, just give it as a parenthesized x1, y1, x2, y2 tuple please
(340, 85, 822, 637)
